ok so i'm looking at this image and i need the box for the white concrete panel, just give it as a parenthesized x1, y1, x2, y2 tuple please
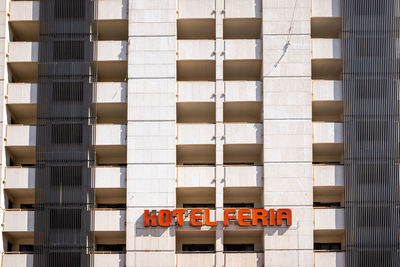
(95, 167, 126, 188)
(3, 210, 34, 232)
(177, 166, 215, 187)
(224, 166, 263, 187)
(96, 124, 127, 145)
(7, 83, 37, 104)
(97, 41, 128, 61)
(9, 1, 39, 21)
(224, 81, 262, 102)
(94, 210, 126, 231)
(264, 250, 313, 267)
(178, 0, 215, 19)
(6, 125, 36, 146)
(224, 123, 262, 144)
(177, 124, 215, 144)
(224, 40, 262, 60)
(94, 254, 126, 267)
(176, 253, 216, 267)
(313, 165, 344, 187)
(312, 0, 341, 17)
(3, 254, 33, 267)
(313, 80, 342, 101)
(314, 208, 345, 230)
(313, 123, 343, 143)
(224, 253, 264, 267)
(5, 167, 35, 189)
(312, 39, 341, 59)
(225, 0, 261, 18)
(96, 82, 127, 103)
(98, 0, 128, 20)
(178, 40, 215, 60)
(314, 252, 345, 267)
(177, 82, 216, 102)
(8, 42, 38, 62)
(126, 251, 175, 267)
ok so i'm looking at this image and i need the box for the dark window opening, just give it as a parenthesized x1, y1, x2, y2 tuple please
(97, 204, 126, 209)
(51, 124, 83, 144)
(313, 202, 341, 208)
(314, 243, 341, 251)
(182, 204, 215, 209)
(224, 203, 254, 208)
(96, 244, 126, 252)
(52, 82, 84, 102)
(50, 166, 83, 186)
(7, 242, 12, 252)
(224, 162, 255, 166)
(53, 40, 85, 61)
(50, 209, 81, 229)
(182, 244, 215, 252)
(20, 204, 34, 210)
(19, 245, 34, 252)
(224, 244, 254, 252)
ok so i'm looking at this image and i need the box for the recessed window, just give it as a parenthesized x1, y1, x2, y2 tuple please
(182, 244, 215, 252)
(314, 243, 341, 251)
(224, 244, 254, 252)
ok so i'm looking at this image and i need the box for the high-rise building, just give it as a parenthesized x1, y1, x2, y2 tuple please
(0, 0, 398, 266)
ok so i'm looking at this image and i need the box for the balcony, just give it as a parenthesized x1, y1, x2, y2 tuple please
(8, 41, 128, 82)
(224, 123, 262, 144)
(177, 167, 215, 187)
(312, 0, 341, 17)
(177, 124, 216, 145)
(2, 253, 126, 267)
(224, 253, 264, 267)
(224, 81, 262, 102)
(312, 39, 341, 60)
(314, 208, 344, 230)
(178, 0, 215, 19)
(313, 165, 344, 187)
(313, 123, 343, 143)
(224, 0, 261, 18)
(224, 40, 262, 60)
(311, 0, 341, 39)
(312, 39, 342, 80)
(3, 210, 125, 233)
(178, 40, 215, 60)
(313, 123, 343, 164)
(6, 124, 127, 165)
(176, 253, 216, 267)
(224, 166, 262, 187)
(176, 166, 262, 188)
(176, 81, 262, 103)
(314, 252, 345, 267)
(6, 82, 127, 124)
(9, 0, 128, 41)
(5, 167, 126, 189)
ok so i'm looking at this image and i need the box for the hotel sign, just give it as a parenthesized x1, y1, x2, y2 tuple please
(144, 208, 292, 227)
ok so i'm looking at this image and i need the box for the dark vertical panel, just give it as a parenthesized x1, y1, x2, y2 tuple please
(342, 0, 400, 266)
(34, 0, 97, 266)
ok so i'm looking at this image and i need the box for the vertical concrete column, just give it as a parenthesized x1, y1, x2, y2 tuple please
(215, 0, 224, 266)
(126, 0, 177, 266)
(262, 0, 313, 266)
(0, 0, 6, 254)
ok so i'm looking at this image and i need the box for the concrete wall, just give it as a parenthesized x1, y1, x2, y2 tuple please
(263, 0, 313, 266)
(126, 0, 176, 266)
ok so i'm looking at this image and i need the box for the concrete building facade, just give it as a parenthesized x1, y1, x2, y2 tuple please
(0, 0, 397, 266)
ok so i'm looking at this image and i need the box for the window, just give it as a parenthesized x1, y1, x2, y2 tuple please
(20, 204, 34, 210)
(224, 244, 254, 252)
(314, 243, 341, 251)
(182, 244, 215, 252)
(19, 245, 34, 252)
(97, 204, 126, 209)
(313, 202, 341, 208)
(96, 244, 125, 252)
